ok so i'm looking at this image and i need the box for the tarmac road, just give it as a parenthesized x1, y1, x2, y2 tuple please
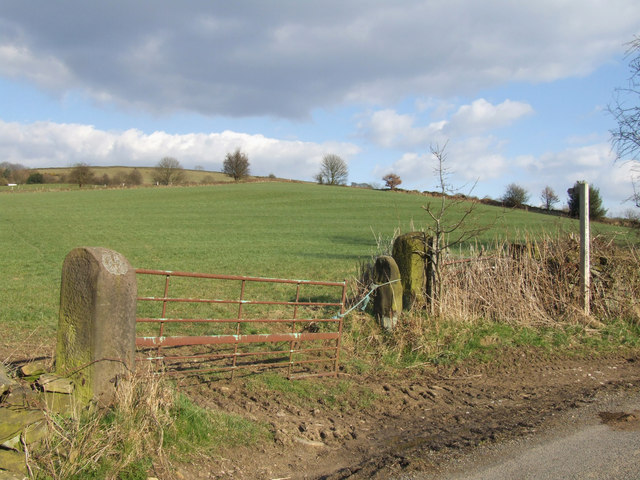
(411, 389, 640, 480)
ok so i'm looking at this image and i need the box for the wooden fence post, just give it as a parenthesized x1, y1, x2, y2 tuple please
(579, 182, 590, 315)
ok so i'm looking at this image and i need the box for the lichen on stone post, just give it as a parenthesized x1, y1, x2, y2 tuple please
(372, 255, 402, 331)
(55, 247, 137, 404)
(392, 232, 432, 309)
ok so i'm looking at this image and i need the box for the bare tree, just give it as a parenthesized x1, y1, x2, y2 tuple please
(383, 173, 402, 190)
(223, 148, 250, 181)
(126, 168, 143, 186)
(610, 36, 640, 207)
(632, 182, 640, 208)
(153, 157, 184, 185)
(315, 154, 348, 185)
(610, 36, 640, 162)
(68, 163, 95, 188)
(540, 186, 559, 210)
(419, 143, 490, 315)
(1, 162, 27, 184)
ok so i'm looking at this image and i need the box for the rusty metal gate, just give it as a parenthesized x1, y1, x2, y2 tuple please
(134, 269, 347, 379)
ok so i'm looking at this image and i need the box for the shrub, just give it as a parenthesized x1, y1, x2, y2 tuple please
(26, 172, 44, 184)
(501, 183, 529, 207)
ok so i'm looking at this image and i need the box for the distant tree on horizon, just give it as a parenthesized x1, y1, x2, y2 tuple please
(153, 157, 185, 185)
(501, 183, 529, 208)
(567, 181, 607, 220)
(126, 168, 143, 186)
(383, 173, 402, 190)
(315, 154, 348, 185)
(223, 148, 251, 181)
(68, 163, 95, 188)
(1, 162, 28, 184)
(540, 186, 559, 210)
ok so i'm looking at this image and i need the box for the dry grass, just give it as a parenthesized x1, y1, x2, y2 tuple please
(343, 234, 640, 368)
(440, 235, 640, 327)
(30, 363, 272, 479)
(33, 366, 174, 479)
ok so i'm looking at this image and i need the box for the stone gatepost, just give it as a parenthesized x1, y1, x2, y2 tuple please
(55, 247, 137, 404)
(392, 232, 433, 309)
(372, 256, 402, 330)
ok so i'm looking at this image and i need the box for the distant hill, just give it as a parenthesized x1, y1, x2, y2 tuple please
(34, 166, 246, 185)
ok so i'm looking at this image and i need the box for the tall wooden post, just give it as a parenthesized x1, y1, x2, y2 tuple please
(579, 182, 590, 315)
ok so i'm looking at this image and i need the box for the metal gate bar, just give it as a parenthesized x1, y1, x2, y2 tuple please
(135, 268, 346, 379)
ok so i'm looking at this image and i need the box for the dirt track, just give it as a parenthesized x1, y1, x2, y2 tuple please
(174, 351, 640, 479)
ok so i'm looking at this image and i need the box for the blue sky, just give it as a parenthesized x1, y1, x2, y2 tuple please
(1, 1, 639, 216)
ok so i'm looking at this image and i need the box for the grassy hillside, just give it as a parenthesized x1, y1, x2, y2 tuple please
(0, 181, 634, 341)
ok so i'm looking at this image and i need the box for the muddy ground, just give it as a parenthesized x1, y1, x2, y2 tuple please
(4, 344, 639, 479)
(164, 350, 640, 480)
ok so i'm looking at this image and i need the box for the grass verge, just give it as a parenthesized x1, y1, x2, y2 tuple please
(341, 312, 640, 371)
(31, 370, 270, 479)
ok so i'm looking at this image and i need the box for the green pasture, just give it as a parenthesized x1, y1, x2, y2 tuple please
(1, 182, 634, 343)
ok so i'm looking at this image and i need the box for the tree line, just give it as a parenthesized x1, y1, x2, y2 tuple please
(1, 161, 143, 187)
(500, 182, 607, 219)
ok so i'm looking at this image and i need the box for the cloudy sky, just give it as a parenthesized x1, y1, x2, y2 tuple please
(1, 1, 639, 215)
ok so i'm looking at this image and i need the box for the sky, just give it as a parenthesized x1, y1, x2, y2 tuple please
(1, 1, 639, 216)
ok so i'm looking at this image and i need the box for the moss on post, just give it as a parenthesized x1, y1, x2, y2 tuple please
(392, 232, 432, 309)
(56, 247, 137, 404)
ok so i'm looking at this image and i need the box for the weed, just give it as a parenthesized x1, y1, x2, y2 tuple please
(31, 368, 269, 478)
(164, 393, 271, 456)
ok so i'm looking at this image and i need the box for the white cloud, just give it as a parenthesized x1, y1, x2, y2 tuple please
(360, 98, 531, 150)
(0, 1, 638, 118)
(448, 99, 534, 136)
(372, 136, 509, 191)
(514, 143, 634, 215)
(359, 110, 445, 149)
(0, 120, 359, 180)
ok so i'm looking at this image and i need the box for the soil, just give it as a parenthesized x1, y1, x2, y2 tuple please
(166, 350, 640, 480)
(4, 343, 639, 479)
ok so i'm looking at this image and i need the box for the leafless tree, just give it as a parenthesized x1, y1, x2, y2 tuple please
(223, 148, 250, 181)
(610, 36, 640, 162)
(419, 143, 491, 315)
(126, 168, 143, 186)
(540, 186, 559, 210)
(153, 157, 184, 185)
(315, 154, 348, 185)
(610, 36, 640, 208)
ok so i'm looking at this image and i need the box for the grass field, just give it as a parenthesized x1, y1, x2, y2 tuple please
(1, 181, 634, 342)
